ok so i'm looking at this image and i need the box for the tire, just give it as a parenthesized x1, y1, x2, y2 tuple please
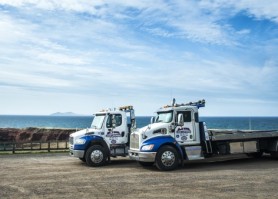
(155, 145, 179, 171)
(138, 161, 154, 167)
(79, 157, 86, 162)
(85, 145, 107, 167)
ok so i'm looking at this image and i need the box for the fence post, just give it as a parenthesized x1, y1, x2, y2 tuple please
(12, 142, 15, 154)
(48, 141, 50, 152)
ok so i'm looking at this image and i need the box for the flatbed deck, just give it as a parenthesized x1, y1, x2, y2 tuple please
(209, 129, 278, 141)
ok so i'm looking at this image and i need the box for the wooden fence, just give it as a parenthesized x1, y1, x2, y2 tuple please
(0, 140, 69, 154)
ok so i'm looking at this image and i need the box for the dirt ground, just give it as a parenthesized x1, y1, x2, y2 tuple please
(0, 153, 277, 199)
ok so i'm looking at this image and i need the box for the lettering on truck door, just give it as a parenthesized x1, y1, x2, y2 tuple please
(105, 114, 126, 144)
(175, 110, 195, 143)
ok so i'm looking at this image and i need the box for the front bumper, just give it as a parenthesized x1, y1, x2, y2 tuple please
(128, 150, 156, 162)
(70, 149, 85, 158)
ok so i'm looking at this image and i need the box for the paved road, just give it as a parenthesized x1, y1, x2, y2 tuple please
(0, 153, 277, 199)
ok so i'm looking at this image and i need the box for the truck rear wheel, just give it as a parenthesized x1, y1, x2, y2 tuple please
(85, 145, 107, 167)
(155, 145, 179, 171)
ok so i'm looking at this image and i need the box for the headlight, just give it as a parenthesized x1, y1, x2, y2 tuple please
(75, 138, 86, 145)
(141, 144, 154, 151)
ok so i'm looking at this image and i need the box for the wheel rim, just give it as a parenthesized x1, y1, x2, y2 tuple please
(90, 150, 103, 163)
(161, 150, 175, 167)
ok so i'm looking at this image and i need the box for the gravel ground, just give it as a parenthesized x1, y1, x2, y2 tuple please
(0, 153, 277, 199)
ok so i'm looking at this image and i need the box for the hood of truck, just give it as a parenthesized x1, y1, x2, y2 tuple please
(70, 128, 103, 138)
(70, 129, 88, 138)
(140, 122, 169, 133)
(129, 122, 171, 150)
(138, 122, 171, 141)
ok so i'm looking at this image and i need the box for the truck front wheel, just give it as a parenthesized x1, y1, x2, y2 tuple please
(155, 145, 179, 171)
(85, 145, 107, 167)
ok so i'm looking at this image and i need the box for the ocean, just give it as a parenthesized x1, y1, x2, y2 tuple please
(0, 115, 278, 130)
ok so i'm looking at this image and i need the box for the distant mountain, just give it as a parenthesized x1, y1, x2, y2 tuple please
(50, 112, 80, 116)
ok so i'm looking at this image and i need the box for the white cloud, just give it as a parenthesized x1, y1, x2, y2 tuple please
(200, 0, 278, 23)
(236, 29, 251, 35)
(36, 52, 87, 65)
(0, 0, 278, 115)
(0, 15, 31, 43)
(233, 0, 278, 23)
(0, 0, 103, 13)
(0, 0, 237, 45)
(2, 0, 276, 47)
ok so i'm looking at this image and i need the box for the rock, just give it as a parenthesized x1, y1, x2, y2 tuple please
(0, 128, 77, 142)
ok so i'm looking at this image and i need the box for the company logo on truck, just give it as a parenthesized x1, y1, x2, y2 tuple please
(106, 131, 121, 137)
(175, 127, 191, 140)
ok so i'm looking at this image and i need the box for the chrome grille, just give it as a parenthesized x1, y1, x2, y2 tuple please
(130, 133, 139, 149)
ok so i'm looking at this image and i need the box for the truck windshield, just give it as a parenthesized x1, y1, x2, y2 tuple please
(91, 114, 106, 129)
(155, 111, 173, 123)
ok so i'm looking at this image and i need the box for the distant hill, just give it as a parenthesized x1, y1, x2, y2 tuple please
(50, 112, 80, 116)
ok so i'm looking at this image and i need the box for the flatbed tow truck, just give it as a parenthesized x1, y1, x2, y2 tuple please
(69, 105, 136, 166)
(129, 99, 278, 171)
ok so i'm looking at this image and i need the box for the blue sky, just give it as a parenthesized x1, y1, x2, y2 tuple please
(0, 0, 278, 116)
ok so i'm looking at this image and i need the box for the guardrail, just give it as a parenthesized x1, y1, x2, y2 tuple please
(0, 140, 69, 154)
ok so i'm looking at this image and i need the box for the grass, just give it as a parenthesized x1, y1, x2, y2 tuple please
(0, 150, 69, 155)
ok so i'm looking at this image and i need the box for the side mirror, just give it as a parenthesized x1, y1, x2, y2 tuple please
(150, 116, 155, 124)
(178, 114, 184, 126)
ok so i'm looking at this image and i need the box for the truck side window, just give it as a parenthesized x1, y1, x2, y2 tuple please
(176, 111, 192, 123)
(184, 111, 192, 122)
(194, 112, 199, 122)
(106, 114, 122, 128)
(115, 114, 122, 126)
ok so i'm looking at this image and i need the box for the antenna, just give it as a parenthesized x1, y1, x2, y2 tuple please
(172, 98, 176, 106)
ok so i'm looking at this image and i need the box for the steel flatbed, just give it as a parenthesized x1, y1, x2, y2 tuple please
(209, 129, 278, 141)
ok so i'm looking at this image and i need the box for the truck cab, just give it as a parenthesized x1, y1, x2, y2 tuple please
(144, 105, 201, 145)
(129, 99, 206, 170)
(70, 106, 136, 167)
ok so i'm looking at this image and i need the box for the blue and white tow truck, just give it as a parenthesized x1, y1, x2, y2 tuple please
(129, 99, 278, 171)
(69, 106, 136, 166)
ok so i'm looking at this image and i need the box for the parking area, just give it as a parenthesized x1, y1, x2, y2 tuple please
(0, 153, 277, 199)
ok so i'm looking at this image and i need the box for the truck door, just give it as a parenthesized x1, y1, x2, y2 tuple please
(175, 110, 195, 144)
(104, 113, 127, 145)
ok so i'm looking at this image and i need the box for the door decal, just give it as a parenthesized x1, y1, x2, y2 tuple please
(175, 127, 191, 141)
(106, 131, 121, 137)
